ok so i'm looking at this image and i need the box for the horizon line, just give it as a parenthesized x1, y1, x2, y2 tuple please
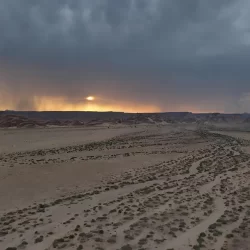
(1, 110, 249, 115)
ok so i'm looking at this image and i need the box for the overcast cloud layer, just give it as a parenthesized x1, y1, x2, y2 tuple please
(1, 0, 250, 112)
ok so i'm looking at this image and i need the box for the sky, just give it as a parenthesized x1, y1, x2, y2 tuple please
(1, 0, 250, 113)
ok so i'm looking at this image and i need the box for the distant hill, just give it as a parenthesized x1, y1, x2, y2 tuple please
(2, 111, 127, 121)
(0, 110, 250, 128)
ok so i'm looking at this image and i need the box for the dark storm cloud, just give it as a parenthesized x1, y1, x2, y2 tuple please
(1, 0, 248, 68)
(1, 0, 250, 111)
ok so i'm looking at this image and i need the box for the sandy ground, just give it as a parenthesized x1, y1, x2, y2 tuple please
(0, 125, 250, 250)
(211, 130, 250, 140)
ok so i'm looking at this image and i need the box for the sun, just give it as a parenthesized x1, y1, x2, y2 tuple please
(86, 96, 95, 101)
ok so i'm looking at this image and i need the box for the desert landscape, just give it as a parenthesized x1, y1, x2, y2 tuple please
(2, 0, 250, 249)
(0, 112, 250, 250)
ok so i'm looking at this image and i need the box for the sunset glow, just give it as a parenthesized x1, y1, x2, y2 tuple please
(0, 94, 223, 113)
(86, 96, 95, 101)
(33, 96, 160, 113)
(0, 95, 161, 113)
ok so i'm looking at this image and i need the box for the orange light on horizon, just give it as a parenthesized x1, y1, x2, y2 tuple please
(0, 94, 226, 113)
(28, 96, 161, 113)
